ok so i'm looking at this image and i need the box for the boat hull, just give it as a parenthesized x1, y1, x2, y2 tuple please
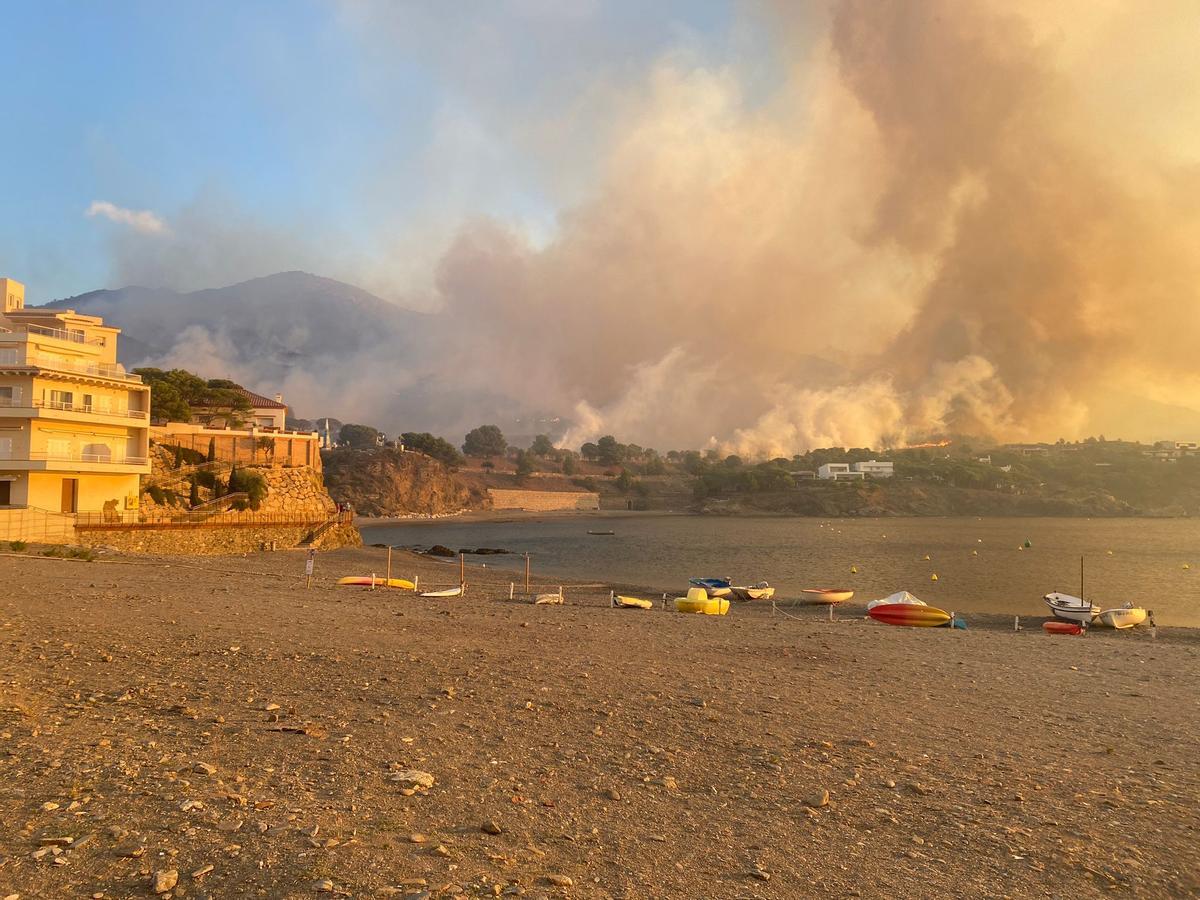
(613, 595, 653, 609)
(337, 576, 416, 590)
(1043, 621, 1084, 635)
(1042, 593, 1099, 623)
(1097, 607, 1147, 629)
(419, 587, 463, 598)
(689, 578, 732, 597)
(868, 604, 952, 627)
(801, 588, 854, 604)
(729, 585, 775, 602)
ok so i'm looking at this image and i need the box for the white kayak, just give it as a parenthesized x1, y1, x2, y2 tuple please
(1044, 592, 1099, 624)
(420, 586, 464, 598)
(866, 591, 927, 611)
(1096, 604, 1148, 629)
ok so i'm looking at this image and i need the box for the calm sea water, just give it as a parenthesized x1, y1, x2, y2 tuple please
(361, 515, 1200, 625)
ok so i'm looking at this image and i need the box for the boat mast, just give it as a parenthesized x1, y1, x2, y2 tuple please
(1080, 555, 1084, 602)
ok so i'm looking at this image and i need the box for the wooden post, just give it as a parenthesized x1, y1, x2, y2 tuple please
(386, 546, 393, 584)
(524, 552, 530, 595)
(370, 571, 376, 591)
(460, 553, 465, 590)
(305, 548, 315, 589)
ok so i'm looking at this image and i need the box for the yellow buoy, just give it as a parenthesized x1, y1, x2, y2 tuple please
(1185, 563, 1192, 571)
(1106, 550, 1113, 556)
(922, 554, 931, 561)
(1017, 546, 1024, 552)
(971, 549, 978, 556)
(851, 565, 859, 574)
(931, 573, 939, 582)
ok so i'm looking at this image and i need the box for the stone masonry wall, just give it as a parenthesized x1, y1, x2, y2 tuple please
(487, 489, 600, 511)
(77, 520, 361, 555)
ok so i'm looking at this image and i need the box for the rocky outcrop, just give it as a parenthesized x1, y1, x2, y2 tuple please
(321, 448, 480, 517)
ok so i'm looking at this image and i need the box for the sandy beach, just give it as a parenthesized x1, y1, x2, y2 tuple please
(1, 544, 1197, 899)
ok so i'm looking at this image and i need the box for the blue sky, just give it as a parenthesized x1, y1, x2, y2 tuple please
(0, 0, 747, 304)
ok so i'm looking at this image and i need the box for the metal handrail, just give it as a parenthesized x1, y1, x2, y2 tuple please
(16, 450, 150, 466)
(0, 353, 142, 383)
(34, 399, 149, 419)
(0, 396, 148, 419)
(25, 323, 102, 344)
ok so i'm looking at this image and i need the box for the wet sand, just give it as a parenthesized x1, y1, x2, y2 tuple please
(1, 545, 1197, 898)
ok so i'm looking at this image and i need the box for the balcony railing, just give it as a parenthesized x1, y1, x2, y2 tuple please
(12, 450, 150, 466)
(0, 395, 149, 419)
(35, 399, 149, 419)
(0, 352, 142, 382)
(24, 323, 106, 346)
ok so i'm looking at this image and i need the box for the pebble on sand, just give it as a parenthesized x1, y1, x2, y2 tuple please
(389, 769, 435, 789)
(151, 869, 179, 893)
(806, 789, 830, 808)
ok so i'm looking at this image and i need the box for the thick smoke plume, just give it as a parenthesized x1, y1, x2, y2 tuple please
(97, 1, 1200, 451)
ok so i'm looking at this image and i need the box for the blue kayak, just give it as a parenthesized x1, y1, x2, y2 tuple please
(689, 577, 732, 594)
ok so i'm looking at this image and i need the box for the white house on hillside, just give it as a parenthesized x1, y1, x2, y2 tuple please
(817, 463, 865, 481)
(851, 460, 894, 478)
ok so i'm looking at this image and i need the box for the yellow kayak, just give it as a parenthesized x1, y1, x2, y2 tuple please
(674, 587, 730, 615)
(613, 595, 653, 610)
(337, 576, 416, 590)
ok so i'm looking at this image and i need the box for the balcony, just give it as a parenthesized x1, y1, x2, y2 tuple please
(0, 352, 143, 383)
(25, 323, 106, 346)
(0, 395, 149, 420)
(0, 449, 150, 467)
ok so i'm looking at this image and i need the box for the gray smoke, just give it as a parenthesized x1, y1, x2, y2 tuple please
(92, 1, 1200, 450)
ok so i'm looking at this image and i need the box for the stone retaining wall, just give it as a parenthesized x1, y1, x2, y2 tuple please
(487, 489, 600, 511)
(77, 520, 360, 555)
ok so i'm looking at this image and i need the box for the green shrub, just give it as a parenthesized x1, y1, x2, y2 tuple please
(163, 489, 179, 506)
(228, 468, 268, 510)
(9, 540, 27, 552)
(68, 547, 95, 561)
(572, 476, 597, 491)
(41, 545, 65, 557)
(147, 485, 166, 505)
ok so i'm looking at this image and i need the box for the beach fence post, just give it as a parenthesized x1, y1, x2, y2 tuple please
(304, 548, 315, 589)
(386, 546, 392, 584)
(524, 553, 531, 595)
(828, 603, 834, 623)
(460, 553, 466, 591)
(414, 575, 420, 591)
(510, 582, 515, 601)
(370, 571, 376, 591)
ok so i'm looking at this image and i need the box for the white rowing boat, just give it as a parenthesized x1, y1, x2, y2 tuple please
(1043, 592, 1099, 624)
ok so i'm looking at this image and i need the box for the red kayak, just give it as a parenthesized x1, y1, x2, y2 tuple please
(868, 604, 951, 627)
(1043, 620, 1083, 635)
